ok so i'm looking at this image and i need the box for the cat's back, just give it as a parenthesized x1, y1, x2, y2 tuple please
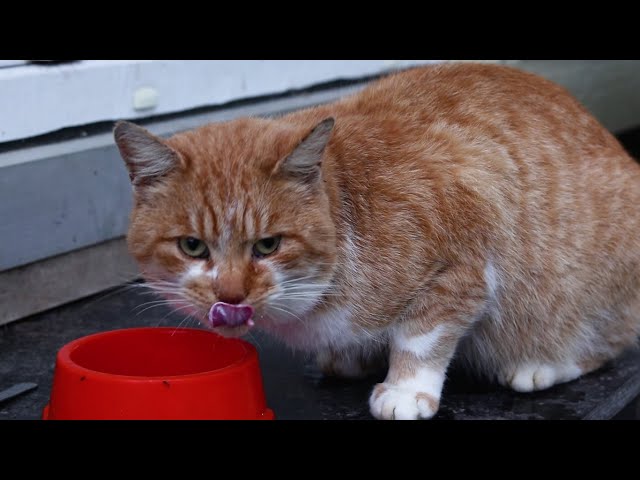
(344, 63, 573, 113)
(320, 63, 640, 297)
(323, 62, 640, 194)
(339, 63, 623, 151)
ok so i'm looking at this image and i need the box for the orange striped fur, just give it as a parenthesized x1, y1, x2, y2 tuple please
(115, 63, 640, 419)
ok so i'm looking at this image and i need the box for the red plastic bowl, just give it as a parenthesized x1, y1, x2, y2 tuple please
(42, 327, 274, 420)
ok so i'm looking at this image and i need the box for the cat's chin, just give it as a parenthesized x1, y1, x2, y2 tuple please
(183, 310, 253, 338)
(206, 323, 253, 338)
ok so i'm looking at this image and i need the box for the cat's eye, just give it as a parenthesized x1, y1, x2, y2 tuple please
(178, 237, 209, 259)
(252, 236, 281, 258)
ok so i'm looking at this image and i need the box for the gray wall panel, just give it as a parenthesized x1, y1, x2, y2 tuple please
(0, 146, 132, 270)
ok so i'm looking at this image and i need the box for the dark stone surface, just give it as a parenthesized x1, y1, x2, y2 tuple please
(1, 283, 639, 420)
(613, 394, 640, 419)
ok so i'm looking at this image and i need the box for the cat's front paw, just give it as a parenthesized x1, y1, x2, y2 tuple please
(369, 383, 439, 420)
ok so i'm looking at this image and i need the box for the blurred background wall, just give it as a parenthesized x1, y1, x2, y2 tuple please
(2, 60, 640, 324)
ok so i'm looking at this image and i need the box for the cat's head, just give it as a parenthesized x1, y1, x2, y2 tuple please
(114, 116, 338, 336)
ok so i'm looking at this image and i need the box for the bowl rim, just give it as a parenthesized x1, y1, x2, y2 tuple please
(56, 327, 257, 381)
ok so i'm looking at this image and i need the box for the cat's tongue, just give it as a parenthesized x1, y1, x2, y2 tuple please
(208, 302, 255, 328)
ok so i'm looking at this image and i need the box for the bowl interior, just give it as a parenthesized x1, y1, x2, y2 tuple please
(68, 328, 247, 377)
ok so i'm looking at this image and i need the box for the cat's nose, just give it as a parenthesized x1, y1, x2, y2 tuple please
(216, 271, 247, 305)
(216, 293, 246, 305)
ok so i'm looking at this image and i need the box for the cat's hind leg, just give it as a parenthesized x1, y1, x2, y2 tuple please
(497, 305, 640, 393)
(497, 362, 584, 392)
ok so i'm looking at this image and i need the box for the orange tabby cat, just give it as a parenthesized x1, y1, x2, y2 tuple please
(114, 63, 640, 420)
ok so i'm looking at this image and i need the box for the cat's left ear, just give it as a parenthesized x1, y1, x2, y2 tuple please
(276, 117, 335, 184)
(113, 121, 181, 188)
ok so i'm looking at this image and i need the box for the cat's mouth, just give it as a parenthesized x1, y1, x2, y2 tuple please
(208, 302, 255, 328)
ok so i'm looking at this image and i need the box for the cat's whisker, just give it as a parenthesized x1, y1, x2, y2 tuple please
(278, 275, 323, 286)
(143, 290, 184, 299)
(171, 311, 198, 335)
(143, 281, 181, 289)
(140, 275, 176, 283)
(269, 297, 325, 311)
(280, 284, 332, 291)
(78, 283, 143, 310)
(279, 285, 335, 292)
(277, 292, 332, 299)
(138, 280, 178, 287)
(147, 284, 182, 291)
(139, 287, 183, 295)
(142, 282, 183, 292)
(245, 331, 263, 352)
(279, 288, 333, 296)
(133, 290, 173, 297)
(265, 304, 305, 323)
(164, 303, 191, 318)
(143, 286, 185, 296)
(134, 300, 183, 316)
(132, 298, 179, 310)
(279, 295, 338, 300)
(154, 302, 194, 327)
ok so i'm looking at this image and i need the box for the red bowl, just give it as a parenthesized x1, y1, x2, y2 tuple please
(42, 327, 274, 420)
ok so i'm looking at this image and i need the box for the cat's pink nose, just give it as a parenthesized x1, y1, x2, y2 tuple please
(216, 293, 246, 305)
(208, 302, 255, 328)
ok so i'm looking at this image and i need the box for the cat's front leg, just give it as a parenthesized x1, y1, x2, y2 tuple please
(369, 271, 485, 420)
(369, 323, 465, 420)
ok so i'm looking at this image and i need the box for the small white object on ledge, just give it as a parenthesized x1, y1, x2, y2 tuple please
(133, 86, 159, 111)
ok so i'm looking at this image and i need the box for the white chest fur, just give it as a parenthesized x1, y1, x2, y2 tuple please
(260, 304, 378, 352)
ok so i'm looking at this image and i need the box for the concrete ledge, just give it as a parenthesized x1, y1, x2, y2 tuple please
(0, 238, 137, 326)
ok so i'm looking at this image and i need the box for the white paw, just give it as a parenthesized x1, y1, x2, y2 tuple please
(501, 362, 583, 392)
(369, 383, 439, 420)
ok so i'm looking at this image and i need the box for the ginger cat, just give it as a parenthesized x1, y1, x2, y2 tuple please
(114, 63, 640, 420)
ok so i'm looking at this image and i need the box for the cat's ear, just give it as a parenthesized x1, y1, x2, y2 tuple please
(276, 117, 335, 184)
(113, 121, 180, 187)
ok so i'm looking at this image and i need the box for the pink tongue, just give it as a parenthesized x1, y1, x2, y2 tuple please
(208, 302, 255, 328)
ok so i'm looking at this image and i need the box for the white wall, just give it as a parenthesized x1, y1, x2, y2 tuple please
(0, 60, 437, 143)
(0, 60, 28, 68)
